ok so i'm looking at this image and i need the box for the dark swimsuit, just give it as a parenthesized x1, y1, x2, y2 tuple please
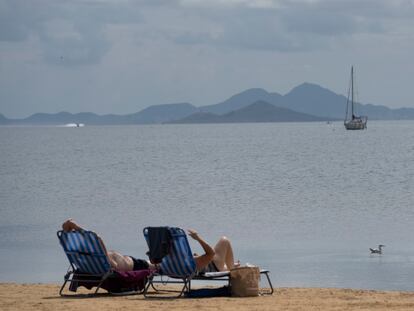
(129, 256, 149, 271)
(198, 261, 219, 275)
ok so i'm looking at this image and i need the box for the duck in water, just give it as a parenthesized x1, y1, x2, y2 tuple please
(370, 244, 385, 254)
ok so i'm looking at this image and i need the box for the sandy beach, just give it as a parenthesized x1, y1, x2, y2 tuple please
(1, 283, 414, 311)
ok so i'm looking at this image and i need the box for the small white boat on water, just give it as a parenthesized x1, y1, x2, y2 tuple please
(65, 123, 85, 127)
(344, 66, 367, 130)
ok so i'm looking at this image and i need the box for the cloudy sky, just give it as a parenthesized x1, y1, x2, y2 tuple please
(1, 0, 413, 118)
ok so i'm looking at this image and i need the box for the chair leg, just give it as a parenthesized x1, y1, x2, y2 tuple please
(144, 277, 190, 299)
(94, 272, 112, 295)
(59, 270, 73, 296)
(260, 271, 274, 295)
(143, 278, 153, 297)
(59, 279, 69, 296)
(150, 279, 159, 292)
(179, 279, 190, 297)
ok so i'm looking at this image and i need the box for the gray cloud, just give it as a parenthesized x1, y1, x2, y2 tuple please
(38, 21, 110, 66)
(161, 6, 321, 52)
(1, 0, 414, 118)
(2, 0, 412, 60)
(0, 0, 142, 65)
(0, 0, 46, 41)
(148, 0, 414, 52)
(276, 0, 413, 35)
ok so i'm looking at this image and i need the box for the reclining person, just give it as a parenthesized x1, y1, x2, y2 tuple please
(187, 229, 240, 274)
(62, 219, 239, 274)
(62, 219, 151, 272)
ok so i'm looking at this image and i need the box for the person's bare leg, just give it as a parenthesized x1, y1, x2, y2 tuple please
(212, 236, 237, 271)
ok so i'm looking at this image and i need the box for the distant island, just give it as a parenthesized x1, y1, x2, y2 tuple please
(168, 101, 332, 123)
(1, 82, 413, 125)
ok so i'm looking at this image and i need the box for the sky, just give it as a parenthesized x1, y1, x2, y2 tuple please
(0, 0, 413, 118)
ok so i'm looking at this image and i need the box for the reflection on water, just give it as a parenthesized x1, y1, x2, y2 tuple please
(0, 121, 413, 290)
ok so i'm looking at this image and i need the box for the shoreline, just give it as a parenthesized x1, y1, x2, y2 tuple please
(1, 283, 414, 311)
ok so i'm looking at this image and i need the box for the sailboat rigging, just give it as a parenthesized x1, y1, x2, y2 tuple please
(344, 66, 367, 130)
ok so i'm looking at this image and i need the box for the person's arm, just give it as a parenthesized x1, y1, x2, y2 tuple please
(188, 229, 215, 270)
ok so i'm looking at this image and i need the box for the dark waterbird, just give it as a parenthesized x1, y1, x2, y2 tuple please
(370, 245, 385, 254)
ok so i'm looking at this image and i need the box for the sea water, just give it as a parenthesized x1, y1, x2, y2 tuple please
(0, 121, 413, 290)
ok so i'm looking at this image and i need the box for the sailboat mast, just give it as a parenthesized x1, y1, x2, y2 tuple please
(344, 66, 367, 130)
(351, 66, 354, 118)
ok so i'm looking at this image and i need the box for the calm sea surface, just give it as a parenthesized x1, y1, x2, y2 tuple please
(1, 121, 413, 290)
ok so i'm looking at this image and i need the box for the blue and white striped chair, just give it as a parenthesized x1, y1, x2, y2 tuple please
(143, 227, 274, 297)
(143, 227, 197, 298)
(57, 230, 112, 295)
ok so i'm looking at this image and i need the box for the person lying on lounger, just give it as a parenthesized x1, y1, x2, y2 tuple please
(187, 229, 240, 273)
(62, 219, 153, 272)
(62, 219, 239, 274)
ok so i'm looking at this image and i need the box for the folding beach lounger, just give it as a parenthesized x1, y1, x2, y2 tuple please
(143, 227, 196, 298)
(57, 230, 149, 296)
(143, 226, 273, 298)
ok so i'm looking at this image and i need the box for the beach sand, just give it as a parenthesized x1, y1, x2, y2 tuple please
(1, 283, 414, 311)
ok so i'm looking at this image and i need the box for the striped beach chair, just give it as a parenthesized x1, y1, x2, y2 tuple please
(143, 227, 274, 298)
(57, 230, 113, 295)
(143, 227, 197, 298)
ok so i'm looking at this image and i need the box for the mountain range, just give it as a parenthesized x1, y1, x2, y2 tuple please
(169, 101, 331, 123)
(1, 82, 413, 125)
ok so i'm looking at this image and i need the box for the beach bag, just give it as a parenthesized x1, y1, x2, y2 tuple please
(230, 266, 260, 297)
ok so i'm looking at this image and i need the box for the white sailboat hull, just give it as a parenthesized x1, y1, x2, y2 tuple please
(344, 66, 368, 130)
(344, 118, 367, 130)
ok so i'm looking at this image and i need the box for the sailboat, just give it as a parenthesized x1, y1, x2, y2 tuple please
(344, 66, 367, 130)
